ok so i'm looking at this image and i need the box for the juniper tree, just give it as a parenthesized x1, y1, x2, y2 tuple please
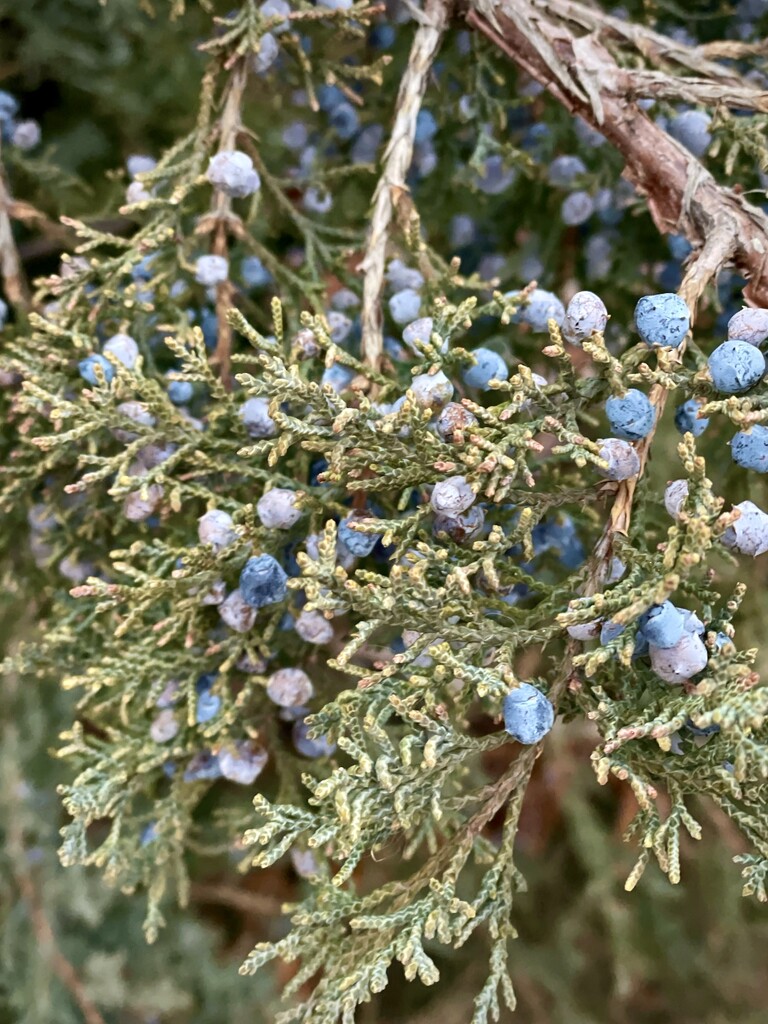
(3, 1, 768, 1022)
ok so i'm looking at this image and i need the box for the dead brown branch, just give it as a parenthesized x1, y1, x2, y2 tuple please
(465, 0, 768, 585)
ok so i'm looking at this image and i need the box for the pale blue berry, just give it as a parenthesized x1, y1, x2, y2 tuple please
(606, 389, 655, 441)
(252, 32, 279, 73)
(257, 488, 302, 529)
(207, 150, 261, 198)
(600, 620, 625, 644)
(462, 348, 508, 390)
(303, 186, 333, 214)
(597, 438, 640, 480)
(240, 256, 272, 288)
(674, 398, 709, 436)
(183, 751, 222, 781)
(12, 119, 40, 150)
(267, 667, 313, 706)
(649, 630, 708, 685)
(641, 602, 685, 649)
(293, 719, 336, 757)
(322, 363, 355, 393)
(261, 0, 291, 32)
(721, 499, 768, 556)
(731, 425, 768, 472)
(435, 402, 477, 442)
(386, 259, 424, 292)
(126, 154, 156, 178)
(635, 293, 689, 347)
(219, 742, 268, 784)
(430, 475, 474, 515)
(239, 553, 288, 608)
(668, 110, 711, 157)
(78, 353, 115, 385)
(502, 683, 555, 744)
(515, 288, 565, 333)
(410, 370, 453, 409)
(389, 288, 422, 325)
(708, 339, 765, 393)
(240, 396, 277, 437)
(547, 154, 586, 187)
(103, 332, 139, 370)
(195, 255, 229, 286)
(196, 690, 221, 724)
(167, 375, 194, 404)
(218, 589, 257, 633)
(338, 515, 381, 556)
(561, 190, 595, 226)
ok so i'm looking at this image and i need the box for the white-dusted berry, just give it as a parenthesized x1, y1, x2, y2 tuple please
(295, 608, 334, 644)
(198, 509, 238, 551)
(126, 180, 151, 204)
(195, 255, 229, 286)
(649, 631, 708, 685)
(240, 396, 277, 438)
(561, 290, 608, 345)
(410, 370, 453, 409)
(257, 488, 302, 529)
(326, 310, 352, 343)
(150, 709, 179, 743)
(721, 499, 768, 557)
(127, 154, 156, 178)
(103, 332, 139, 370)
(219, 742, 268, 785)
(218, 589, 257, 632)
(435, 402, 477, 442)
(433, 506, 484, 544)
(206, 150, 261, 199)
(290, 848, 320, 877)
(430, 475, 475, 515)
(664, 479, 689, 519)
(597, 438, 640, 481)
(113, 401, 155, 442)
(386, 259, 424, 292)
(566, 620, 601, 641)
(12, 119, 41, 150)
(123, 483, 162, 521)
(252, 31, 279, 73)
(402, 316, 437, 353)
(266, 667, 314, 707)
(727, 307, 768, 347)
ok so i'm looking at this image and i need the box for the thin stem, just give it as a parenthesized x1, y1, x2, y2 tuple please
(0, 142, 31, 315)
(358, 0, 449, 370)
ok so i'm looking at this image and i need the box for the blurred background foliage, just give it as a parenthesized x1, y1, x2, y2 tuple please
(1, 0, 768, 1021)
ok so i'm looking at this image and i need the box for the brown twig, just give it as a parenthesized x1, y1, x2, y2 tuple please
(0, 142, 31, 314)
(358, 0, 449, 370)
(201, 59, 249, 390)
(190, 881, 284, 917)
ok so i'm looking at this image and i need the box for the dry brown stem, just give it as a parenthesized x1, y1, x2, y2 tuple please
(358, 0, 449, 370)
(0, 145, 31, 314)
